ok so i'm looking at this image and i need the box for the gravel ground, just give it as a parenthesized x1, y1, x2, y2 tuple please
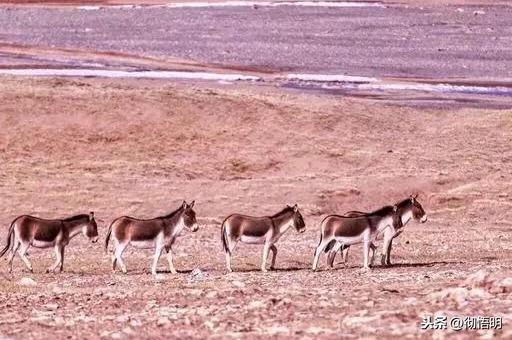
(0, 3, 511, 78)
(0, 77, 511, 338)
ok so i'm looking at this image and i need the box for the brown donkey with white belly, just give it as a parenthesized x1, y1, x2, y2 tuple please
(221, 204, 306, 273)
(326, 195, 427, 267)
(312, 205, 403, 271)
(0, 212, 99, 273)
(105, 201, 198, 276)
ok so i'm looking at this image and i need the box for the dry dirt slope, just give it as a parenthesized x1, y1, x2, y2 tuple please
(0, 77, 511, 338)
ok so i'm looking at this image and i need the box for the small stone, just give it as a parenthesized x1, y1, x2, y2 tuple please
(44, 303, 59, 311)
(122, 327, 134, 335)
(205, 291, 218, 299)
(248, 300, 266, 309)
(231, 280, 245, 288)
(492, 277, 512, 293)
(19, 277, 36, 286)
(157, 317, 170, 326)
(129, 319, 142, 327)
(110, 332, 122, 339)
(154, 274, 166, 282)
(464, 270, 492, 288)
(189, 268, 208, 282)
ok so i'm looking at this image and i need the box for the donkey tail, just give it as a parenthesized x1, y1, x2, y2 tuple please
(104, 221, 114, 254)
(221, 222, 229, 254)
(0, 219, 16, 258)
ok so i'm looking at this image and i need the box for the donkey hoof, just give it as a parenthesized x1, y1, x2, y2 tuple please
(261, 268, 268, 273)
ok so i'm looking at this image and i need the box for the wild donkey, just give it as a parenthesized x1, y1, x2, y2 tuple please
(105, 201, 198, 276)
(221, 204, 306, 272)
(326, 195, 427, 267)
(312, 205, 403, 271)
(0, 212, 98, 273)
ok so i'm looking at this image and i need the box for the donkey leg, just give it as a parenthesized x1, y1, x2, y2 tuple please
(269, 245, 278, 270)
(8, 241, 20, 273)
(18, 243, 33, 273)
(327, 242, 342, 268)
(225, 240, 237, 273)
(261, 242, 271, 272)
(151, 245, 164, 276)
(385, 230, 403, 266)
(165, 247, 177, 275)
(381, 231, 394, 267)
(369, 242, 377, 267)
(114, 242, 129, 274)
(312, 238, 331, 271)
(47, 245, 62, 273)
(385, 240, 393, 266)
(363, 238, 371, 270)
(59, 246, 65, 272)
(342, 245, 350, 263)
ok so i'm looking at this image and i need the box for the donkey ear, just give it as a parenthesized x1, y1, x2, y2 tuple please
(89, 211, 95, 220)
(293, 204, 298, 212)
(189, 200, 195, 208)
(392, 205, 398, 212)
(182, 201, 187, 209)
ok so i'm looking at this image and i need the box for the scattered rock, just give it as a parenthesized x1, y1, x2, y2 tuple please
(464, 270, 492, 288)
(248, 300, 266, 310)
(189, 268, 208, 282)
(491, 277, 512, 293)
(154, 274, 166, 282)
(231, 280, 245, 288)
(306, 327, 333, 335)
(122, 327, 134, 335)
(157, 317, 170, 326)
(429, 287, 469, 306)
(19, 277, 36, 287)
(342, 315, 381, 327)
(205, 290, 218, 299)
(265, 325, 290, 335)
(43, 303, 59, 311)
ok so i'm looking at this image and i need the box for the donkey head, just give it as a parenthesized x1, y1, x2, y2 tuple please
(410, 194, 427, 223)
(290, 204, 306, 233)
(181, 201, 199, 232)
(391, 205, 404, 230)
(85, 211, 99, 243)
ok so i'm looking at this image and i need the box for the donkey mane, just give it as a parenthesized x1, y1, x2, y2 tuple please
(366, 197, 412, 216)
(62, 214, 90, 222)
(157, 205, 184, 220)
(270, 206, 294, 218)
(396, 197, 413, 209)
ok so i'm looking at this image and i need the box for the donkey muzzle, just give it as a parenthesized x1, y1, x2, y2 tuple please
(420, 215, 428, 223)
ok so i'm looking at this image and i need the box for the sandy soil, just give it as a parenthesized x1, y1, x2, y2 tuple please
(0, 76, 510, 339)
(0, 0, 510, 7)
